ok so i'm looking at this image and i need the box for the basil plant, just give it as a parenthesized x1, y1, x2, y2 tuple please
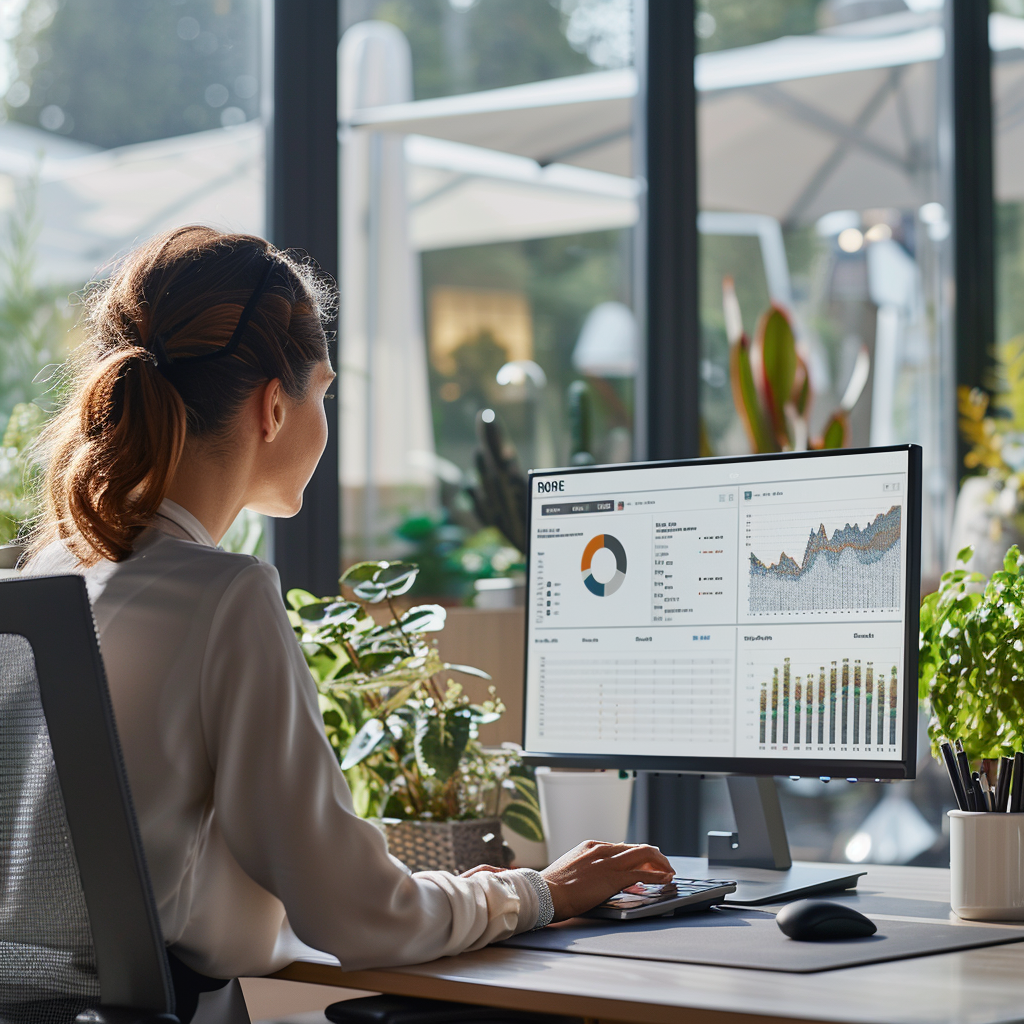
(919, 544, 1024, 762)
(287, 560, 543, 841)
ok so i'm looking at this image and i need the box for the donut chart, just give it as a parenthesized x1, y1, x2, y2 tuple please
(581, 534, 628, 596)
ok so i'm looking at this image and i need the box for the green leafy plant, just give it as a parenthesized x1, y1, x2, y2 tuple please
(723, 277, 869, 453)
(288, 559, 543, 841)
(919, 543, 1024, 762)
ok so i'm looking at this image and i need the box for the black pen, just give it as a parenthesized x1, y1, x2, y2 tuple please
(940, 740, 969, 810)
(997, 756, 1014, 812)
(973, 771, 989, 812)
(957, 742, 977, 810)
(1013, 751, 1024, 813)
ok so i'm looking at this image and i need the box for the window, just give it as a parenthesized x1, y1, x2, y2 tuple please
(339, 0, 640, 597)
(695, 0, 954, 867)
(0, 0, 265, 552)
(697, 0, 953, 582)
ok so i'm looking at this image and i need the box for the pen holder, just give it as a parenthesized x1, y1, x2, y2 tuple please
(949, 810, 1024, 920)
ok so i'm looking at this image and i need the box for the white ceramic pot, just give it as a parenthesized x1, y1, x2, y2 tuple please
(535, 768, 634, 863)
(949, 810, 1024, 920)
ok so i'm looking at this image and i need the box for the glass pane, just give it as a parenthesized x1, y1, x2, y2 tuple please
(340, 0, 640, 600)
(697, 0, 953, 583)
(0, 0, 265, 551)
(696, 0, 953, 868)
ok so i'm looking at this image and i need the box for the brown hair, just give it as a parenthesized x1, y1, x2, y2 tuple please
(30, 225, 334, 566)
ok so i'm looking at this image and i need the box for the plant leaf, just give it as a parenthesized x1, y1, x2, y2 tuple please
(414, 712, 470, 781)
(730, 333, 776, 453)
(341, 561, 387, 586)
(501, 802, 545, 843)
(758, 305, 797, 446)
(287, 588, 319, 612)
(445, 662, 492, 681)
(340, 718, 388, 771)
(820, 411, 848, 449)
(400, 604, 447, 632)
(377, 562, 418, 596)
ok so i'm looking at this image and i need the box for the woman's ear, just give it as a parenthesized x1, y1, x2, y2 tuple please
(260, 378, 286, 442)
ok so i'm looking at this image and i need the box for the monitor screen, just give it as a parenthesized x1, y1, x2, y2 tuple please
(522, 446, 921, 779)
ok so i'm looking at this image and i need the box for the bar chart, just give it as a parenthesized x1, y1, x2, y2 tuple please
(751, 654, 900, 756)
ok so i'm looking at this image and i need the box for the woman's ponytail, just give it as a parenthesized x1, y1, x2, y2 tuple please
(41, 347, 187, 565)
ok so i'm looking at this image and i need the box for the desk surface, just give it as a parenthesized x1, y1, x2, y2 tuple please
(274, 863, 1024, 1024)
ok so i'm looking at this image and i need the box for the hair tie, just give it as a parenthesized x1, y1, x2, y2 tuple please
(132, 348, 159, 367)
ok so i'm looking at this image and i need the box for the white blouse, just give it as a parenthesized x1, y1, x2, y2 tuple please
(30, 501, 545, 979)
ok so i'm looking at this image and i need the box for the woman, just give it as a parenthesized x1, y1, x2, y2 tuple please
(28, 226, 673, 997)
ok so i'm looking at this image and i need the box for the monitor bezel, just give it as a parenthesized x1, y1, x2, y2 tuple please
(520, 444, 922, 780)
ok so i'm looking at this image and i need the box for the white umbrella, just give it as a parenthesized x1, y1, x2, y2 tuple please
(0, 120, 263, 287)
(348, 11, 1024, 223)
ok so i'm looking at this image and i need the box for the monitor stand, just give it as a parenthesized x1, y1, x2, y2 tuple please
(672, 776, 866, 905)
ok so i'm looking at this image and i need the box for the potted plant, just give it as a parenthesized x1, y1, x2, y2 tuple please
(287, 559, 544, 874)
(919, 543, 1024, 764)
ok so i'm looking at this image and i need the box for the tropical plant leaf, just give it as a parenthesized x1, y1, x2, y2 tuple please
(400, 604, 447, 633)
(820, 412, 848, 449)
(341, 561, 386, 586)
(758, 305, 797, 446)
(505, 775, 540, 807)
(729, 333, 776, 453)
(445, 662, 492, 681)
(414, 712, 470, 781)
(501, 802, 544, 843)
(286, 588, 319, 612)
(464, 704, 501, 724)
(340, 718, 389, 771)
(377, 562, 418, 596)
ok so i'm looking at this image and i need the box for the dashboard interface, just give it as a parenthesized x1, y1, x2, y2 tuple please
(523, 448, 915, 766)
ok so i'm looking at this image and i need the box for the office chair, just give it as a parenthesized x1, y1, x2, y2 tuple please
(0, 575, 246, 1024)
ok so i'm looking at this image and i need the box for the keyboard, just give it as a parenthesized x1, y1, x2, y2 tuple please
(583, 876, 738, 921)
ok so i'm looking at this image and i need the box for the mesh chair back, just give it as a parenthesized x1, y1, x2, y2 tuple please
(0, 576, 173, 1024)
(0, 632, 99, 1023)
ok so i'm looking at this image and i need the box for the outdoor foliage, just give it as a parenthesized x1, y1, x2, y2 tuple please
(4, 0, 260, 147)
(0, 402, 45, 544)
(959, 335, 1024, 479)
(0, 175, 79, 425)
(919, 544, 1024, 762)
(288, 559, 543, 840)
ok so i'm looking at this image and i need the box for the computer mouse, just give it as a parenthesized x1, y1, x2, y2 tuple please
(775, 899, 877, 941)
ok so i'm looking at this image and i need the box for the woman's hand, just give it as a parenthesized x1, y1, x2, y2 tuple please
(541, 841, 675, 920)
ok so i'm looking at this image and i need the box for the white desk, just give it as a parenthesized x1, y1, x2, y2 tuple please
(274, 864, 1024, 1024)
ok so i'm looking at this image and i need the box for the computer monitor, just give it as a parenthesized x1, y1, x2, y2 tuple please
(522, 446, 921, 893)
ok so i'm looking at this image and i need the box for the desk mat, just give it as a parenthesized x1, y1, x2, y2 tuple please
(500, 907, 1024, 973)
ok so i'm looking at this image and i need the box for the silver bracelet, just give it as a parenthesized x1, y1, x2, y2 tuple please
(518, 869, 555, 929)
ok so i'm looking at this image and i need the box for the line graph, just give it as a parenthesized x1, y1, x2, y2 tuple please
(748, 504, 901, 614)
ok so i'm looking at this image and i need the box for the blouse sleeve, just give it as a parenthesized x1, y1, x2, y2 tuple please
(198, 561, 542, 970)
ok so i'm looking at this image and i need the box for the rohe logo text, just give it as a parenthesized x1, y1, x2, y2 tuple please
(537, 479, 565, 493)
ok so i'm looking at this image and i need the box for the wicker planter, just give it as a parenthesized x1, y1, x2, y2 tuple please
(379, 816, 514, 874)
